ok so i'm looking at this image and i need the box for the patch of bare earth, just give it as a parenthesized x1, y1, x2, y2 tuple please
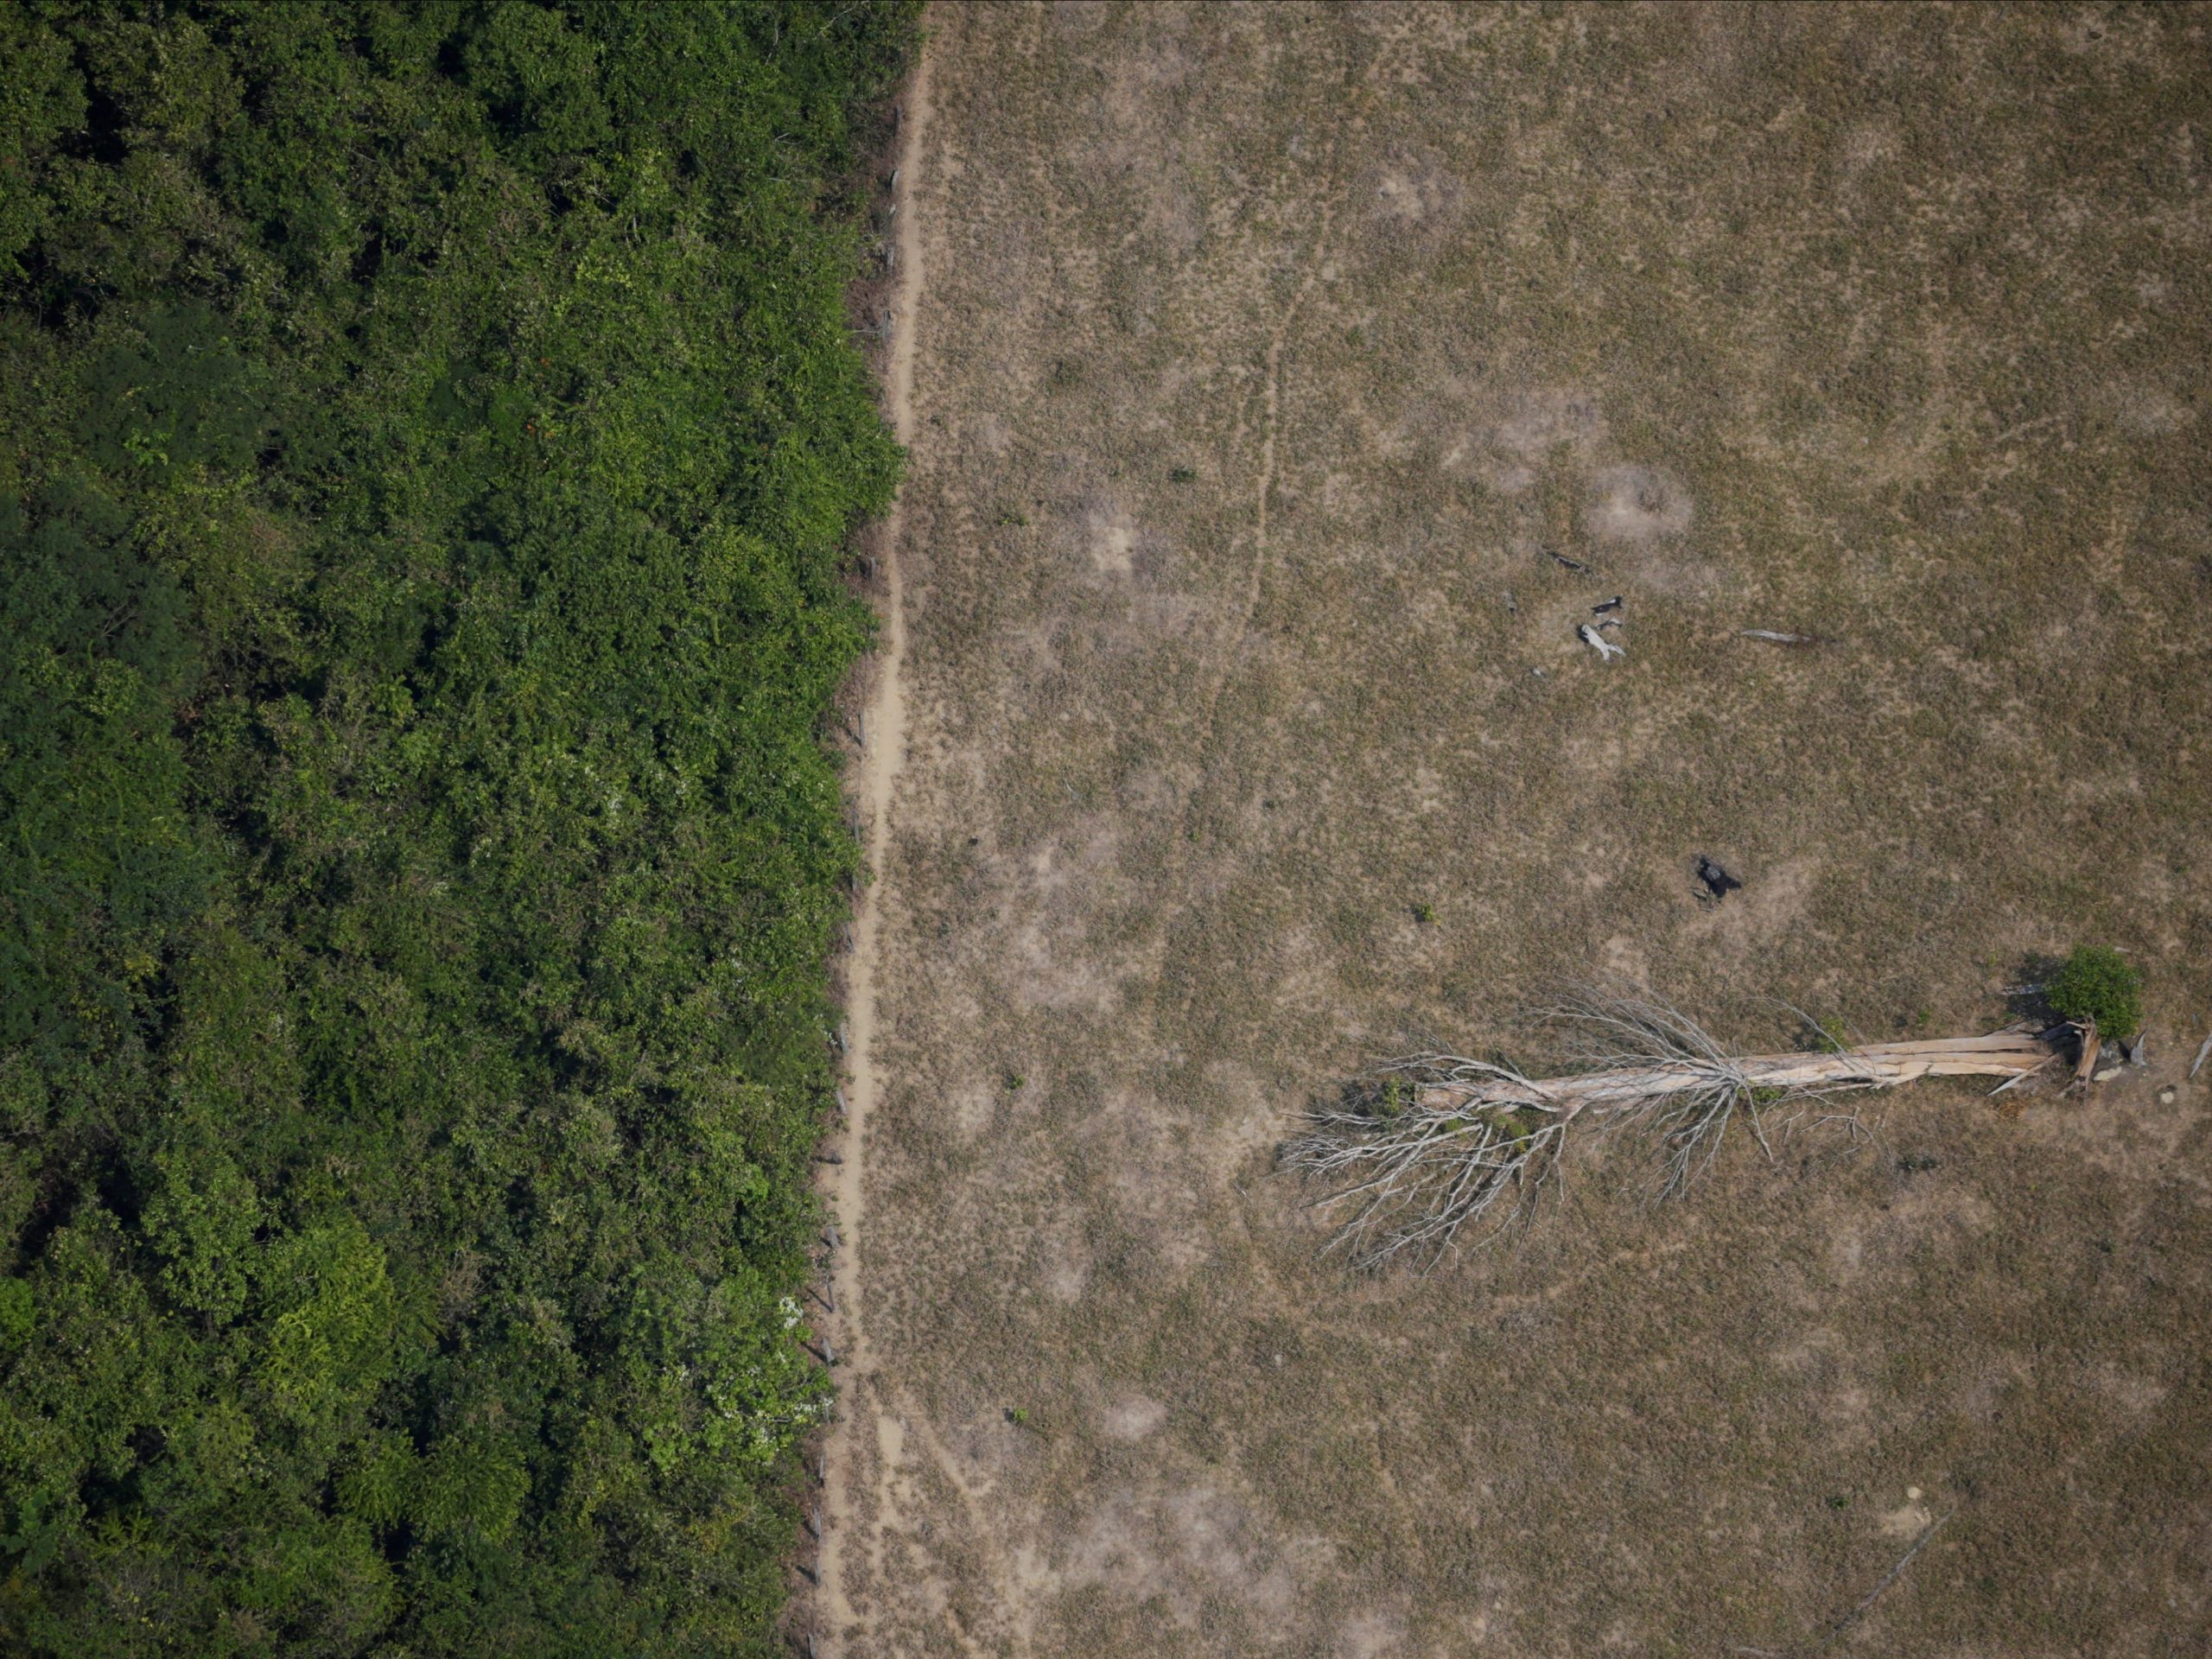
(834, 4, 2212, 1656)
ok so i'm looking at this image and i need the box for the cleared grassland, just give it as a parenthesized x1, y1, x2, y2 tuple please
(837, 5, 2212, 1654)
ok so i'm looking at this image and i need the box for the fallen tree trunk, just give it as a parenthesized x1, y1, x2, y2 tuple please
(1414, 1028, 2056, 1118)
(1281, 990, 2065, 1270)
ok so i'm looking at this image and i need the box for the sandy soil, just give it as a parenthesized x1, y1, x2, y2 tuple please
(823, 4, 2212, 1656)
(815, 36, 934, 1655)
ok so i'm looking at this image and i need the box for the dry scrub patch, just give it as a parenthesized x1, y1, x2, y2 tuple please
(840, 4, 2212, 1655)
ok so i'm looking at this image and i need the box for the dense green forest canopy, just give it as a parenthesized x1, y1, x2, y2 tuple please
(0, 3, 914, 1651)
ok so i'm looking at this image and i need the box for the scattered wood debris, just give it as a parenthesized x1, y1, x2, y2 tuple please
(1547, 548, 1591, 574)
(1740, 628, 1826, 646)
(1592, 594, 1624, 614)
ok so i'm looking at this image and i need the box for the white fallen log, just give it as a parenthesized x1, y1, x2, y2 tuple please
(1283, 988, 2063, 1270)
(1413, 1029, 2055, 1119)
(1579, 622, 1624, 662)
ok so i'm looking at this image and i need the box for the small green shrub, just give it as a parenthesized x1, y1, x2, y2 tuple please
(2045, 945, 2143, 1039)
(1412, 901, 1435, 925)
(1492, 1108, 1542, 1146)
(1170, 466, 1197, 483)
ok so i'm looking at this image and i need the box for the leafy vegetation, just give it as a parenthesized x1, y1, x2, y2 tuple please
(0, 3, 915, 1652)
(2045, 945, 2145, 1041)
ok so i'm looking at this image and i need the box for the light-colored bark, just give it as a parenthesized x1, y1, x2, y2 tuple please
(1415, 1028, 2056, 1120)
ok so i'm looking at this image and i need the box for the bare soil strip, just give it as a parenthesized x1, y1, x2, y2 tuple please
(816, 32, 932, 1655)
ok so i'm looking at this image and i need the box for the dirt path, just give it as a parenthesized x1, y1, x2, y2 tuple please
(815, 29, 931, 1658)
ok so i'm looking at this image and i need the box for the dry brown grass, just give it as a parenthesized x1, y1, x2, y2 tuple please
(833, 4, 2212, 1654)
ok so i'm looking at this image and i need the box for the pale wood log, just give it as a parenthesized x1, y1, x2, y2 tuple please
(2072, 1021, 2101, 1088)
(1417, 1029, 2055, 1120)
